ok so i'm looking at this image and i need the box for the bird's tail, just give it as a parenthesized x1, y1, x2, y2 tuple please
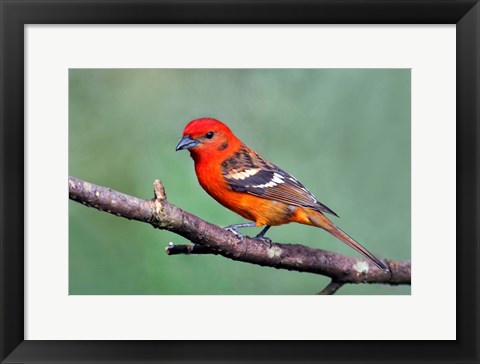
(306, 210, 389, 272)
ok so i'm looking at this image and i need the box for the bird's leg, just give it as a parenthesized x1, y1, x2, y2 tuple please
(254, 225, 272, 246)
(225, 222, 256, 242)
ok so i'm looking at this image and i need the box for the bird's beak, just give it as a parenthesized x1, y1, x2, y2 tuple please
(175, 135, 199, 151)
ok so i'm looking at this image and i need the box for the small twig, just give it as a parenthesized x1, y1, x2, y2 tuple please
(153, 179, 166, 201)
(317, 280, 345, 295)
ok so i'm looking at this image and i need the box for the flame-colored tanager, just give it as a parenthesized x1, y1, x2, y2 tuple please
(176, 118, 388, 271)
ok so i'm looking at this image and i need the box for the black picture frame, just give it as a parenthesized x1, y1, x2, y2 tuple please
(1, 1, 478, 363)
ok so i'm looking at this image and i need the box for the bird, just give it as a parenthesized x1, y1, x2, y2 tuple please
(176, 117, 389, 271)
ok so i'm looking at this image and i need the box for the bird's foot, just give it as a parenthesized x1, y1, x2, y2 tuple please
(253, 235, 273, 247)
(225, 226, 245, 243)
(224, 222, 256, 243)
(253, 225, 272, 246)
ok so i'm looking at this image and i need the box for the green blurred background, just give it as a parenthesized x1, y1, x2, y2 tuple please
(69, 69, 410, 295)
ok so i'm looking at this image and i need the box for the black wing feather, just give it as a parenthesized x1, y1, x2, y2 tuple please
(222, 145, 338, 217)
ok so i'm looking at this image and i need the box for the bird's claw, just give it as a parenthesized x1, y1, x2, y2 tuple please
(254, 236, 273, 247)
(225, 227, 244, 243)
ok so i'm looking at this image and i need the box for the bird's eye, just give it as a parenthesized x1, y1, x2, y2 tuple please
(205, 131, 214, 139)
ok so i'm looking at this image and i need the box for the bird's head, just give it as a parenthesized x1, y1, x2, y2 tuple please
(176, 118, 241, 160)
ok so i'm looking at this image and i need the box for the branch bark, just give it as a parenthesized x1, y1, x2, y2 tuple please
(69, 176, 410, 286)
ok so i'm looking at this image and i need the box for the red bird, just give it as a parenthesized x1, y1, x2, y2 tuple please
(176, 118, 388, 271)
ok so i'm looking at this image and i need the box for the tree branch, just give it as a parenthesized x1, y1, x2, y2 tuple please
(69, 176, 410, 286)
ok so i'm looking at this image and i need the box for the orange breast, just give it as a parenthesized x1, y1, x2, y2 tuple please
(194, 161, 299, 226)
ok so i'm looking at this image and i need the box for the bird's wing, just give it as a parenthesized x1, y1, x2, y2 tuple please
(221, 146, 338, 216)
